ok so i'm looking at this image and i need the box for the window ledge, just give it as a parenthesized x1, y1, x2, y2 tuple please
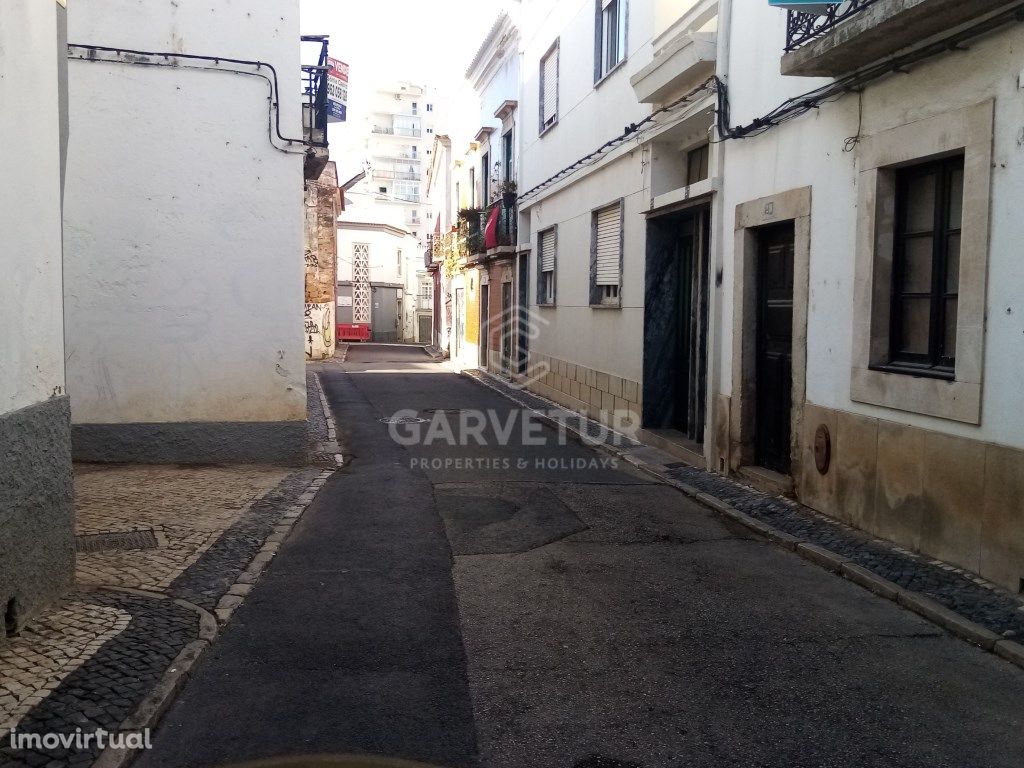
(589, 303, 623, 310)
(594, 58, 629, 90)
(539, 119, 558, 138)
(869, 363, 955, 382)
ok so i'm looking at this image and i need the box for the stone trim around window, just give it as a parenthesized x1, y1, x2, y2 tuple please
(851, 100, 993, 425)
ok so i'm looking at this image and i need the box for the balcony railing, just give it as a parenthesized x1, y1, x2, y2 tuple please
(301, 35, 330, 149)
(372, 170, 422, 181)
(785, 0, 882, 51)
(484, 200, 517, 250)
(371, 126, 423, 138)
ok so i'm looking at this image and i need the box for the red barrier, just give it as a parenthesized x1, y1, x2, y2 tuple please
(337, 323, 371, 342)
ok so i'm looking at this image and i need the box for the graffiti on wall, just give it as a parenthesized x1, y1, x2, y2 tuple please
(305, 302, 334, 360)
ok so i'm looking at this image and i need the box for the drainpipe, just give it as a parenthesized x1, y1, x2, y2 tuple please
(705, 0, 733, 475)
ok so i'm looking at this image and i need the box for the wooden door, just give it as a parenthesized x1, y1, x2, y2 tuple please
(755, 223, 795, 474)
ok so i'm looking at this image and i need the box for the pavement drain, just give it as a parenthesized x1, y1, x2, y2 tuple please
(379, 416, 428, 424)
(75, 530, 159, 554)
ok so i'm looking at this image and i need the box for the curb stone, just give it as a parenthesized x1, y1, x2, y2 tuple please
(462, 367, 1024, 674)
(313, 371, 345, 468)
(91, 467, 333, 768)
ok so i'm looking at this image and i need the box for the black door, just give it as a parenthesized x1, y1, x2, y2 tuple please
(755, 223, 795, 474)
(671, 208, 710, 441)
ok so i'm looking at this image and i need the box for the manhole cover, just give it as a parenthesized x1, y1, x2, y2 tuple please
(76, 529, 159, 553)
(379, 416, 428, 425)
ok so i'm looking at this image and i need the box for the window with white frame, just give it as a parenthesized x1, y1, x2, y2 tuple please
(397, 248, 403, 277)
(592, 202, 622, 306)
(540, 41, 559, 134)
(595, 0, 627, 82)
(537, 227, 557, 305)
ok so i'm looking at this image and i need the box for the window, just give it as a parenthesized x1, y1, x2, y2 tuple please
(686, 143, 710, 186)
(397, 249, 403, 277)
(882, 154, 964, 377)
(412, 102, 419, 115)
(427, 103, 434, 112)
(481, 152, 490, 204)
(595, 0, 627, 82)
(537, 227, 557, 305)
(469, 168, 476, 208)
(378, 186, 387, 194)
(591, 202, 623, 306)
(540, 41, 559, 134)
(503, 130, 514, 183)
(427, 127, 434, 134)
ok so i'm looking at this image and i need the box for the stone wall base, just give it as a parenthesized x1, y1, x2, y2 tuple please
(797, 403, 1024, 593)
(72, 420, 308, 466)
(0, 397, 75, 641)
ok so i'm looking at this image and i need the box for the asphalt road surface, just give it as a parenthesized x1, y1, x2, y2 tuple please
(137, 344, 1024, 768)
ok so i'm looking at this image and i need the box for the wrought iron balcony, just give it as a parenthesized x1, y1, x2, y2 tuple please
(484, 200, 517, 251)
(785, 0, 882, 51)
(781, 0, 1001, 76)
(301, 36, 330, 148)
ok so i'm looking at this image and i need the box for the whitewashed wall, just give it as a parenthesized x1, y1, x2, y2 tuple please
(719, 5, 1024, 448)
(63, 1, 306, 425)
(518, 0, 657, 383)
(0, 1, 67, 417)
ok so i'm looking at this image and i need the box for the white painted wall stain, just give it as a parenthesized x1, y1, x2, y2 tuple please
(0, 1, 67, 416)
(62, 1, 306, 424)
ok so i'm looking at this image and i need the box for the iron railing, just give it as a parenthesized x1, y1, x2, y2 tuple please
(301, 35, 330, 148)
(484, 200, 517, 250)
(785, 0, 882, 51)
(372, 126, 423, 138)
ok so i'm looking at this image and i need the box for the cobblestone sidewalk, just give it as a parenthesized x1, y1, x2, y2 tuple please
(0, 370, 337, 768)
(466, 368, 1024, 667)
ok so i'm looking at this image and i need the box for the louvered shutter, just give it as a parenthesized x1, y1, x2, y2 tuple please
(540, 229, 556, 271)
(542, 49, 558, 126)
(594, 204, 621, 286)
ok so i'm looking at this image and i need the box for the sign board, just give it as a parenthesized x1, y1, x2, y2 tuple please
(326, 58, 348, 123)
(338, 295, 353, 307)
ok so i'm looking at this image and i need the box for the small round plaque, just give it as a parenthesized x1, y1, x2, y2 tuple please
(814, 424, 832, 475)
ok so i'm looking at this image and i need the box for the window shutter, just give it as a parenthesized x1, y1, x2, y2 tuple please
(594, 205, 621, 286)
(542, 49, 558, 125)
(540, 229, 556, 271)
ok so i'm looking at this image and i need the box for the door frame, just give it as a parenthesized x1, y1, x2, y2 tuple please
(727, 187, 811, 481)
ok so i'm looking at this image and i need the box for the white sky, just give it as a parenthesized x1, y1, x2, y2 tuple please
(300, 0, 502, 179)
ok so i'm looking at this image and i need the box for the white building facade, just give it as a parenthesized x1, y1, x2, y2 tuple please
(714, 0, 1024, 591)
(62, 1, 309, 464)
(516, 0, 719, 450)
(511, 0, 1023, 590)
(0, 0, 75, 638)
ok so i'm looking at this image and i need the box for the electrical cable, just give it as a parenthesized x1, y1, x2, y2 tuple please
(67, 43, 320, 154)
(520, 1, 1024, 204)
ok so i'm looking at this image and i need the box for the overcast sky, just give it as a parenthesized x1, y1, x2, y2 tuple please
(300, 0, 502, 177)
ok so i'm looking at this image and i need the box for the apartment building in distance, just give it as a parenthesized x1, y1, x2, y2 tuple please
(338, 81, 440, 343)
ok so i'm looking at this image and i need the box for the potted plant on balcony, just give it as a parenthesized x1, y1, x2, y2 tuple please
(498, 180, 518, 208)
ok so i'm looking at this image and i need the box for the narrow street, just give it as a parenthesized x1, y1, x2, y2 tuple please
(135, 345, 1024, 768)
